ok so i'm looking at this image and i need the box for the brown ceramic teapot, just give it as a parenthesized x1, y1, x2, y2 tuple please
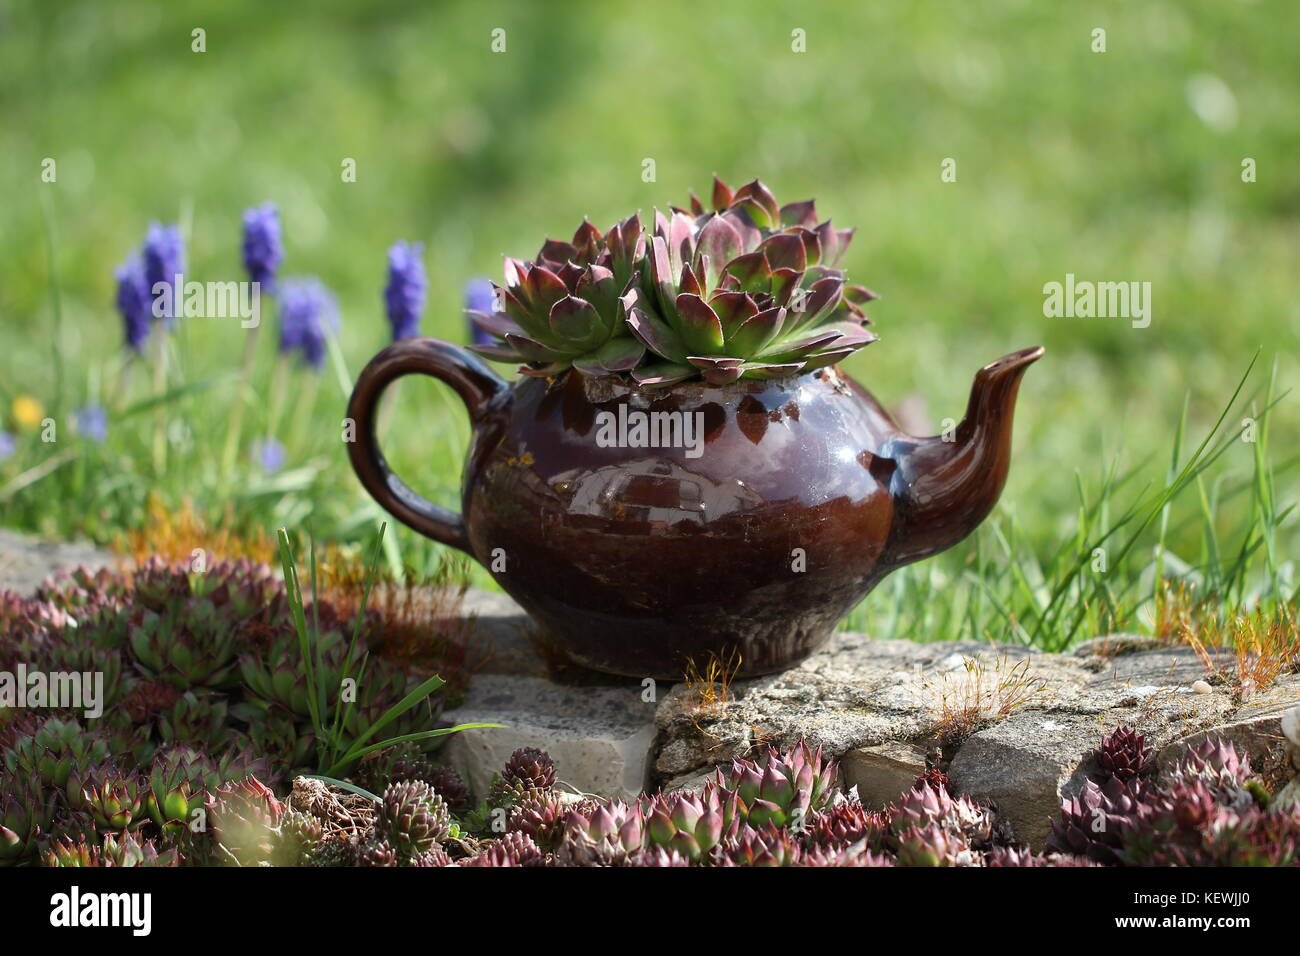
(346, 341, 1042, 679)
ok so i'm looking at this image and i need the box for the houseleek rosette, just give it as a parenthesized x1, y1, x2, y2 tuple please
(468, 177, 878, 385)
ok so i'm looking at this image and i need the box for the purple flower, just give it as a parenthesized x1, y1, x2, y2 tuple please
(464, 277, 496, 346)
(253, 437, 285, 474)
(143, 222, 185, 326)
(115, 255, 152, 352)
(242, 203, 284, 294)
(74, 404, 108, 444)
(384, 241, 427, 340)
(0, 431, 14, 461)
(277, 277, 340, 370)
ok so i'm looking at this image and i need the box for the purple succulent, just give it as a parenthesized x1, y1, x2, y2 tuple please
(74, 404, 108, 444)
(464, 277, 496, 346)
(241, 203, 284, 294)
(142, 222, 185, 327)
(384, 241, 427, 341)
(277, 277, 339, 369)
(115, 255, 153, 352)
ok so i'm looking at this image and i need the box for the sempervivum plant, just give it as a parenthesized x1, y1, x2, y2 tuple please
(642, 791, 742, 861)
(503, 746, 557, 791)
(507, 789, 569, 851)
(205, 776, 287, 866)
(74, 764, 148, 831)
(469, 177, 877, 385)
(888, 780, 993, 846)
(1094, 725, 1153, 783)
(0, 783, 53, 867)
(3, 717, 112, 797)
(462, 830, 546, 867)
(42, 831, 179, 868)
(803, 797, 886, 850)
(375, 780, 450, 861)
(711, 824, 800, 867)
(712, 740, 838, 827)
(559, 800, 646, 866)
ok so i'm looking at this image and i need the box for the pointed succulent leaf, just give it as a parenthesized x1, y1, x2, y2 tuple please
(517, 360, 572, 378)
(549, 296, 604, 345)
(726, 307, 785, 357)
(537, 238, 578, 268)
(572, 338, 646, 376)
(732, 197, 773, 229)
(467, 338, 527, 364)
(721, 210, 763, 255)
(503, 332, 567, 364)
(707, 290, 759, 338)
(679, 261, 704, 299)
(503, 257, 530, 288)
(720, 252, 772, 294)
(674, 294, 726, 355)
(468, 309, 522, 340)
(761, 329, 845, 362)
(803, 276, 846, 324)
(733, 180, 780, 225)
(769, 268, 801, 308)
(522, 265, 569, 316)
(693, 217, 741, 285)
(739, 361, 804, 380)
(648, 235, 677, 318)
(831, 228, 856, 266)
(687, 356, 745, 386)
(791, 226, 823, 266)
(575, 265, 620, 327)
(758, 233, 807, 273)
(627, 306, 688, 363)
(664, 212, 695, 275)
(798, 347, 858, 372)
(630, 362, 695, 388)
(845, 284, 878, 304)
(710, 176, 734, 212)
(571, 219, 602, 262)
(779, 200, 818, 228)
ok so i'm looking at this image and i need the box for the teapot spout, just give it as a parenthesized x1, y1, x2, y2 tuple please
(884, 346, 1044, 567)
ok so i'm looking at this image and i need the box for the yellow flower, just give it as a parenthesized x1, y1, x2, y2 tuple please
(11, 395, 44, 430)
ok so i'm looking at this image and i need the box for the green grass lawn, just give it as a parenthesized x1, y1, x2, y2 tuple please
(0, 0, 1295, 649)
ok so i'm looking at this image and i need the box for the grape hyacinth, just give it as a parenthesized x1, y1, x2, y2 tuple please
(384, 241, 427, 340)
(241, 203, 284, 294)
(115, 256, 152, 352)
(74, 404, 108, 444)
(464, 277, 495, 347)
(254, 437, 285, 474)
(277, 277, 340, 370)
(142, 222, 185, 327)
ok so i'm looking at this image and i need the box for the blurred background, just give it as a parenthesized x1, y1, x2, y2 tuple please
(0, 0, 1295, 646)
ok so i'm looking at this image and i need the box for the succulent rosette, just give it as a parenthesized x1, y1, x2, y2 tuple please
(469, 177, 877, 386)
(469, 215, 647, 377)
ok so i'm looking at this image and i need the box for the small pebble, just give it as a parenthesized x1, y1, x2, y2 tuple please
(1191, 679, 1213, 694)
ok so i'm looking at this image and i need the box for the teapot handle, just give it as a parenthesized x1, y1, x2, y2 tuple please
(346, 337, 508, 555)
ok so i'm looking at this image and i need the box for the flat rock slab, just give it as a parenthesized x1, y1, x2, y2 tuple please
(0, 529, 115, 595)
(442, 673, 657, 802)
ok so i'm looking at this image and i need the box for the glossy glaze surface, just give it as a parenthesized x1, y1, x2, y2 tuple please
(347, 339, 1042, 678)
